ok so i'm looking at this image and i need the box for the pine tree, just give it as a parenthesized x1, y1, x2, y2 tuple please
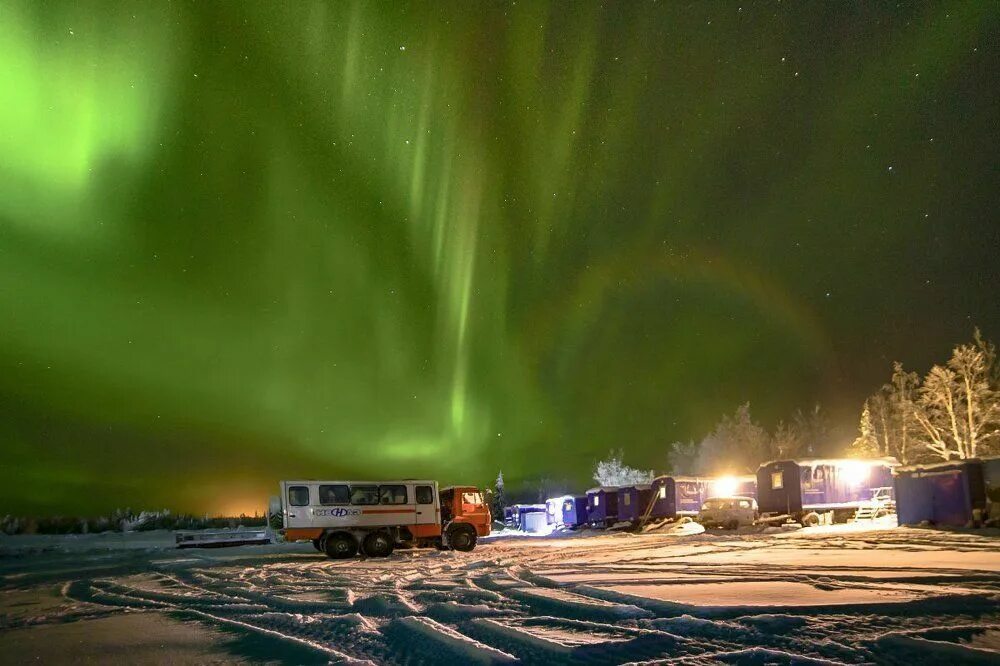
(491, 470, 506, 521)
(850, 400, 880, 457)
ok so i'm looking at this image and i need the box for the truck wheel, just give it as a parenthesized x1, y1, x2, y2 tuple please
(325, 533, 357, 559)
(362, 532, 394, 558)
(448, 525, 477, 552)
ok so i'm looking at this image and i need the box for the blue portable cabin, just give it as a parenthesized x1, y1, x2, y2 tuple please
(894, 460, 987, 527)
(703, 475, 757, 501)
(503, 506, 515, 527)
(617, 485, 653, 523)
(985, 457, 1000, 521)
(545, 495, 578, 526)
(674, 476, 710, 515)
(586, 487, 619, 526)
(757, 458, 898, 519)
(648, 476, 678, 520)
(560, 495, 589, 528)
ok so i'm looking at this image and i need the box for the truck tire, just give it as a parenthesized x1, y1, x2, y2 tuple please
(448, 524, 477, 552)
(325, 532, 358, 559)
(362, 531, 394, 558)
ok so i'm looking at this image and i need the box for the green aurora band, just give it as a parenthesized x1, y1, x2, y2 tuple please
(1, 2, 998, 514)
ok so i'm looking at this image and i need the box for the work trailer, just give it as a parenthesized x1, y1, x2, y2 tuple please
(586, 487, 619, 526)
(279, 480, 490, 558)
(756, 458, 897, 521)
(617, 485, 654, 523)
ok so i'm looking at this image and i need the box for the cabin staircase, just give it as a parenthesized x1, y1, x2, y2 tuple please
(637, 491, 661, 529)
(852, 487, 895, 522)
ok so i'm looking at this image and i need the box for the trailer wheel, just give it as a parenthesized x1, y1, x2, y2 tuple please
(448, 525, 477, 552)
(362, 532, 394, 558)
(324, 532, 357, 559)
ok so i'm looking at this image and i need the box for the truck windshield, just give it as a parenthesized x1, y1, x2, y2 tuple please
(461, 492, 483, 513)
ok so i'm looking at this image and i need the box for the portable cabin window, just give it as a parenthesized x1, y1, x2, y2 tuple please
(813, 467, 825, 481)
(593, 494, 600, 506)
(288, 486, 310, 506)
(318, 484, 350, 505)
(379, 485, 408, 505)
(350, 485, 379, 505)
(623, 493, 631, 506)
(658, 486, 667, 499)
(415, 485, 434, 504)
(563, 499, 573, 512)
(770, 471, 784, 490)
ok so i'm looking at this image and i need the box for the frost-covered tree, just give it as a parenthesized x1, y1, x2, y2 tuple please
(491, 471, 506, 519)
(666, 440, 699, 475)
(913, 339, 1000, 461)
(593, 450, 653, 486)
(850, 400, 880, 457)
(769, 419, 805, 460)
(789, 404, 831, 456)
(695, 403, 770, 474)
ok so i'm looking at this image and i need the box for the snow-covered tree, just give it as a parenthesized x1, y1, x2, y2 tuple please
(593, 450, 653, 486)
(850, 400, 880, 457)
(789, 404, 831, 456)
(769, 419, 805, 459)
(491, 471, 506, 519)
(913, 339, 1000, 461)
(695, 403, 770, 474)
(666, 440, 699, 475)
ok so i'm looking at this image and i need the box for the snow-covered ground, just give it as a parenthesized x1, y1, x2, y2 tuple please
(1, 522, 998, 663)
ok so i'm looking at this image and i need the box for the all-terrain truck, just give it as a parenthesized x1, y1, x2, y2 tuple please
(278, 480, 491, 558)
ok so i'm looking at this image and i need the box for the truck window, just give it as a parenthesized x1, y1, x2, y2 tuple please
(461, 492, 483, 513)
(288, 486, 310, 506)
(318, 484, 350, 505)
(379, 485, 408, 505)
(415, 486, 434, 504)
(350, 485, 379, 505)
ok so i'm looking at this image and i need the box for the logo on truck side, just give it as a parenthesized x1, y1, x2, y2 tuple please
(313, 508, 362, 518)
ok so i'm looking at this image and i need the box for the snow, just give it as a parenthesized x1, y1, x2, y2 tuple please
(0, 523, 998, 662)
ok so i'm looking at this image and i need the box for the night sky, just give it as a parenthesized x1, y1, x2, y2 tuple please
(2, 2, 998, 515)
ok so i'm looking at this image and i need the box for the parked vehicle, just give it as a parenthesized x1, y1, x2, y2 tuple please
(279, 480, 490, 558)
(698, 496, 758, 529)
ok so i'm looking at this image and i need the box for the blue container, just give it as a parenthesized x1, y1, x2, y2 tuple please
(509, 504, 546, 530)
(894, 460, 987, 526)
(586, 487, 619, 526)
(757, 458, 898, 517)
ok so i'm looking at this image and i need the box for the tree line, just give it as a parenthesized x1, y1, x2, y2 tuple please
(849, 329, 999, 464)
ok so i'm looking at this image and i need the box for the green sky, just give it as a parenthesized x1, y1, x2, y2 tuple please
(2, 1, 998, 514)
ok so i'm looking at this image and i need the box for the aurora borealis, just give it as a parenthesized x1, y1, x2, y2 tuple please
(2, 2, 998, 515)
